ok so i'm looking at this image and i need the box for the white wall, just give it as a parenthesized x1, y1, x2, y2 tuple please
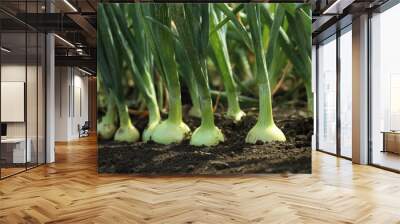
(1, 65, 37, 138)
(55, 66, 69, 141)
(1, 65, 26, 140)
(1, 63, 46, 164)
(55, 67, 89, 141)
(72, 73, 89, 138)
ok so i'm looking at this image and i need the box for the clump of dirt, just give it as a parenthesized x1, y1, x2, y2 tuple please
(98, 108, 312, 174)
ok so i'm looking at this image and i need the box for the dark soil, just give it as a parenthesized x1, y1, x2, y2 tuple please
(98, 107, 312, 175)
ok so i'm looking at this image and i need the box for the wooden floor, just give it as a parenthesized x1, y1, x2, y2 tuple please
(1, 167, 26, 178)
(1, 136, 400, 224)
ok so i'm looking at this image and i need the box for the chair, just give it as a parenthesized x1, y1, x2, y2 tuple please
(79, 121, 90, 138)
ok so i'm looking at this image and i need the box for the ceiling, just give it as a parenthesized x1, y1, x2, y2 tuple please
(1, 32, 45, 64)
(312, 0, 390, 43)
(0, 0, 98, 73)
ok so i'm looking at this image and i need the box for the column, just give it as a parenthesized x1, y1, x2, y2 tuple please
(352, 14, 369, 164)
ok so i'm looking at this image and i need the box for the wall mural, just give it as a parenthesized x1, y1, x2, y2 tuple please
(97, 3, 313, 175)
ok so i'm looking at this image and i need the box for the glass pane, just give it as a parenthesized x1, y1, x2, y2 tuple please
(38, 32, 45, 165)
(0, 1, 46, 178)
(340, 29, 352, 158)
(27, 31, 38, 169)
(371, 5, 400, 171)
(25, 0, 40, 169)
(1, 31, 27, 177)
(318, 36, 337, 154)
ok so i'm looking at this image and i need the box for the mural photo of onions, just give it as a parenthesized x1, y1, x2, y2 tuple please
(97, 3, 312, 174)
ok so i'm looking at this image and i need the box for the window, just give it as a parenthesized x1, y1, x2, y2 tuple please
(0, 1, 47, 179)
(339, 27, 352, 158)
(370, 3, 400, 171)
(317, 35, 337, 154)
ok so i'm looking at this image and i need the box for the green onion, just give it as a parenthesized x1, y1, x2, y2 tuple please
(105, 4, 161, 142)
(284, 5, 312, 112)
(261, 4, 312, 112)
(97, 74, 117, 140)
(245, 3, 286, 143)
(143, 3, 190, 144)
(209, 5, 245, 121)
(97, 3, 310, 146)
(244, 4, 286, 143)
(172, 4, 224, 146)
(219, 3, 286, 143)
(175, 43, 201, 118)
(98, 4, 140, 143)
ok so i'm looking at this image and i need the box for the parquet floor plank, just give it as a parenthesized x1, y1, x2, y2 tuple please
(0, 136, 399, 223)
